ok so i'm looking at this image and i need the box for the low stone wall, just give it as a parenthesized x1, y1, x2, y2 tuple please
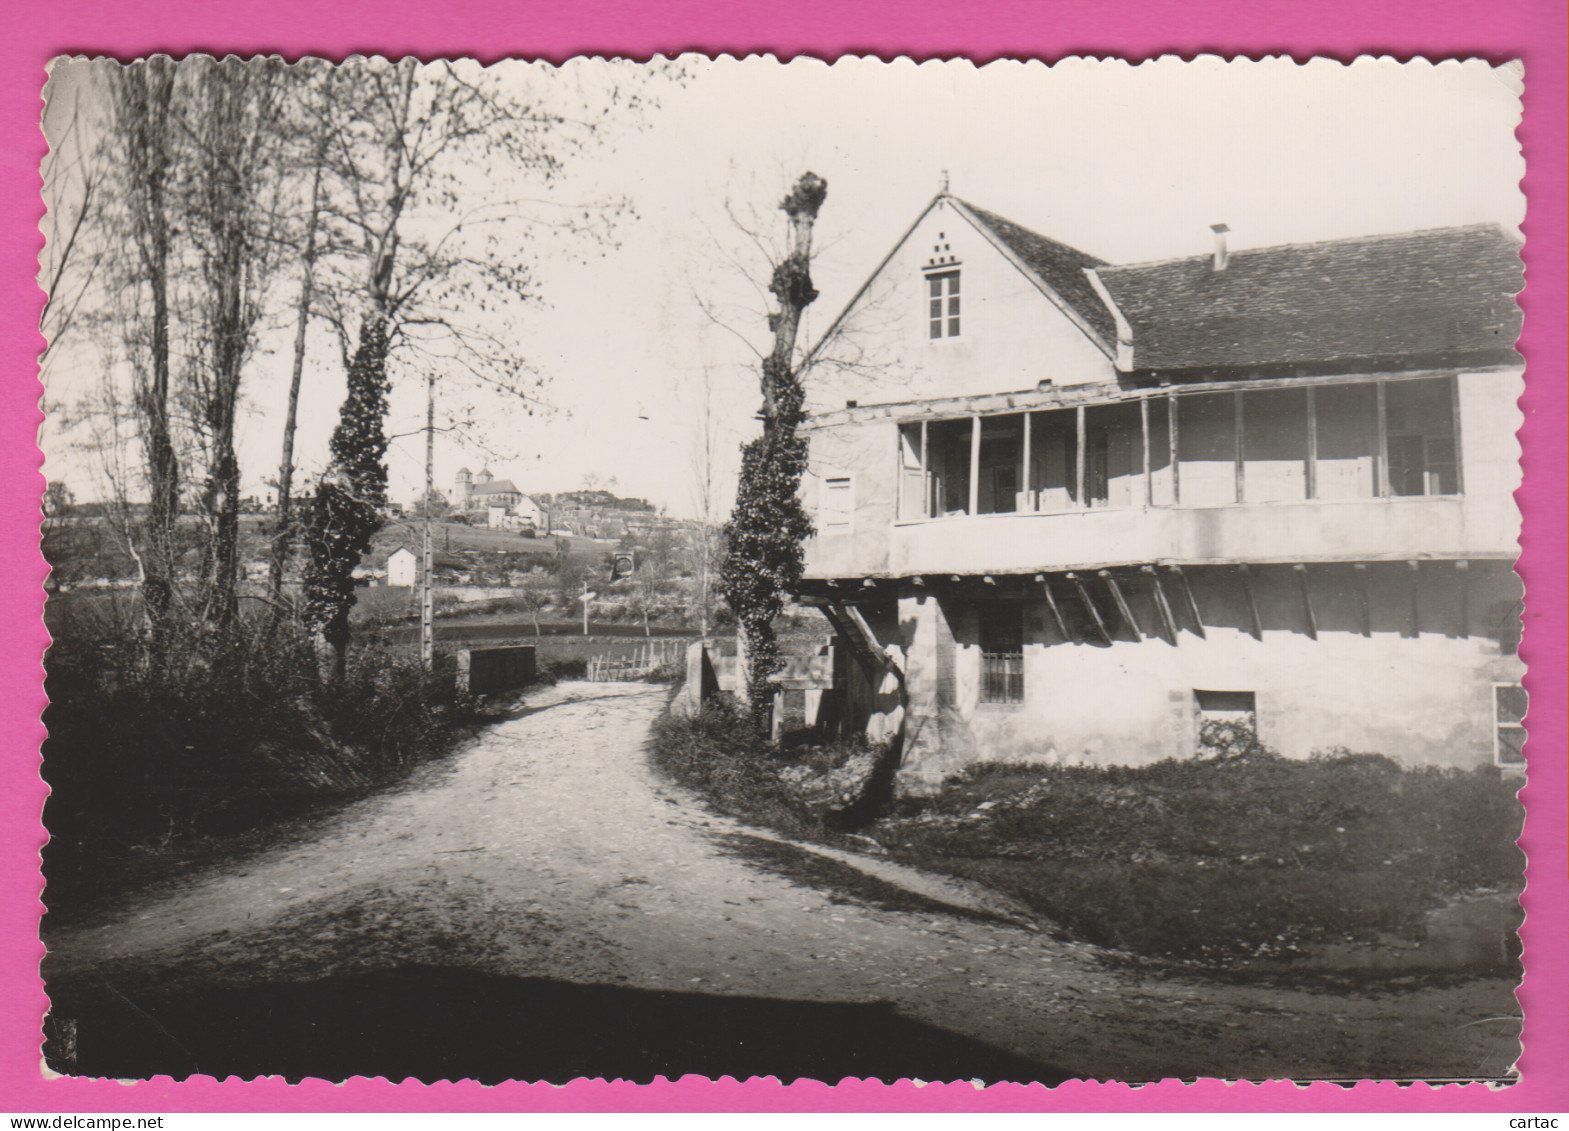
(456, 645, 536, 696)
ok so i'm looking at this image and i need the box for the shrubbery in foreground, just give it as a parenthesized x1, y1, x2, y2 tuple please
(43, 609, 477, 906)
(648, 699, 821, 838)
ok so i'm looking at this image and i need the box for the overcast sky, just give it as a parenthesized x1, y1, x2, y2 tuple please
(42, 54, 1524, 517)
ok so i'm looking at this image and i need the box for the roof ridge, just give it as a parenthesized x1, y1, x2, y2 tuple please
(1098, 221, 1516, 274)
(956, 198, 1108, 266)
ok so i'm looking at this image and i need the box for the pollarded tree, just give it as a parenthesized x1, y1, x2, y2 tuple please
(719, 172, 827, 731)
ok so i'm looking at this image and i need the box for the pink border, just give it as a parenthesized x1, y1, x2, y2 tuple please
(5, 0, 1564, 1114)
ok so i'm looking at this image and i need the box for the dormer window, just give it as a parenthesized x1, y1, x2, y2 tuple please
(927, 270, 960, 339)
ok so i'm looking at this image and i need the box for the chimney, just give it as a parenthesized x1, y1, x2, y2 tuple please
(1210, 223, 1230, 271)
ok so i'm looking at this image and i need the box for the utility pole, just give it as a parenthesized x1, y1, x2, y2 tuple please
(420, 372, 435, 667)
(582, 580, 591, 636)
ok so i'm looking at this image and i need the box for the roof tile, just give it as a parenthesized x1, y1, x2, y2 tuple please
(1094, 223, 1523, 370)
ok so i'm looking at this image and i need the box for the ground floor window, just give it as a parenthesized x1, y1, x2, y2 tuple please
(1494, 683, 1527, 767)
(978, 601, 1024, 705)
(1195, 689, 1258, 757)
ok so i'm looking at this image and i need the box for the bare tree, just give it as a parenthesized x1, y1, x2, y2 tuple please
(182, 56, 291, 631)
(38, 82, 109, 381)
(106, 57, 182, 636)
(513, 572, 552, 636)
(267, 119, 332, 612)
(683, 365, 731, 637)
(301, 58, 658, 679)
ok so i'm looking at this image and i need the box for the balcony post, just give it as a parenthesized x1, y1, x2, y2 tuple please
(969, 414, 981, 516)
(1140, 396, 1152, 507)
(1376, 380, 1390, 498)
(1168, 390, 1180, 505)
(1075, 404, 1087, 508)
(1021, 411, 1032, 512)
(1305, 385, 1318, 500)
(1449, 374, 1465, 495)
(1234, 390, 1245, 504)
(920, 419, 930, 519)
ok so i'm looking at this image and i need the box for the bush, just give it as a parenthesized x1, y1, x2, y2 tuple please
(350, 585, 414, 625)
(647, 700, 815, 836)
(537, 657, 587, 682)
(42, 612, 478, 905)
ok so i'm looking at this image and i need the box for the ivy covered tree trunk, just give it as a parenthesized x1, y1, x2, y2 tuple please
(720, 172, 827, 733)
(303, 316, 391, 683)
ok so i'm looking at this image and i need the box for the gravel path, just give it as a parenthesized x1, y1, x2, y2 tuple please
(44, 682, 1521, 1084)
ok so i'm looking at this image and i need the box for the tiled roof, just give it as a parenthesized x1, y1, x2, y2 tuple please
(960, 201, 1116, 343)
(1092, 223, 1523, 371)
(471, 479, 522, 496)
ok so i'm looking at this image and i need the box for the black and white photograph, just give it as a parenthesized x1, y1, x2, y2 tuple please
(36, 54, 1528, 1085)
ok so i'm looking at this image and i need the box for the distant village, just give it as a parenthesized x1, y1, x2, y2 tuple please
(45, 459, 710, 607)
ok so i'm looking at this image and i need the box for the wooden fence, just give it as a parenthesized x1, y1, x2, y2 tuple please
(586, 638, 686, 682)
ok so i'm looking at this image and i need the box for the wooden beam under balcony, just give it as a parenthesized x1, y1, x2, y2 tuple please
(1036, 574, 1072, 643)
(1237, 565, 1263, 640)
(1067, 571, 1112, 644)
(1099, 570, 1142, 640)
(1294, 563, 1318, 640)
(1410, 559, 1424, 636)
(1455, 560, 1470, 638)
(1169, 565, 1206, 639)
(1354, 563, 1372, 636)
(1142, 565, 1179, 644)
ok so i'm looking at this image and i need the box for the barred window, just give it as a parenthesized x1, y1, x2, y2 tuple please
(979, 601, 1024, 705)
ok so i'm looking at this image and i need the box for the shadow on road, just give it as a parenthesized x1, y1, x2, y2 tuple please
(47, 963, 1069, 1085)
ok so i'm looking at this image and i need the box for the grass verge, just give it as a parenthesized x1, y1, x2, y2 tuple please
(647, 705, 1523, 966)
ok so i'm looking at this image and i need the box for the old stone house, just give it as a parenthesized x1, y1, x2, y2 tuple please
(794, 190, 1525, 791)
(386, 547, 418, 588)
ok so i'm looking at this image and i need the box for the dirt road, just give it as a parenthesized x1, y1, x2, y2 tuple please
(43, 682, 1520, 1084)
